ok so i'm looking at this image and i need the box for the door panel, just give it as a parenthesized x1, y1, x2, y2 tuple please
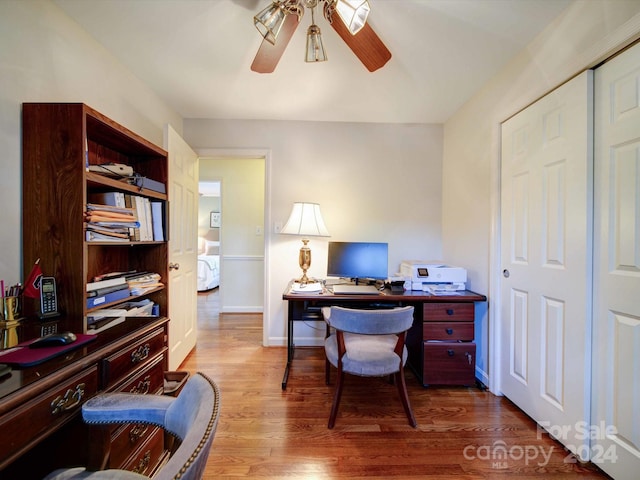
(592, 41, 640, 479)
(500, 71, 593, 460)
(165, 125, 199, 370)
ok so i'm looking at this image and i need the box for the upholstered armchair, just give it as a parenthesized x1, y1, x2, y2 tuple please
(323, 306, 417, 429)
(43, 372, 220, 480)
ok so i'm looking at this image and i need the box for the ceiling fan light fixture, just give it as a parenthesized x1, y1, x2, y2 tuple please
(335, 0, 370, 35)
(305, 24, 327, 62)
(254, 1, 287, 45)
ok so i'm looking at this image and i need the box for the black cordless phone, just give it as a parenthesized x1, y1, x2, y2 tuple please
(39, 276, 60, 318)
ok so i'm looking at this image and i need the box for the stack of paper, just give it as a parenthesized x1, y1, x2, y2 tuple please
(85, 203, 139, 242)
(290, 282, 323, 294)
(86, 308, 128, 334)
(118, 299, 155, 316)
(127, 273, 163, 295)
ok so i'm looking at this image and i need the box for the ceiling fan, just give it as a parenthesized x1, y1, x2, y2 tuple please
(251, 0, 391, 73)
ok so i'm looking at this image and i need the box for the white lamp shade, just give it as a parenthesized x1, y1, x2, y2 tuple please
(281, 202, 330, 237)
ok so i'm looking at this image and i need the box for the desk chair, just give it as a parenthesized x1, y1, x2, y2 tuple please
(323, 306, 417, 429)
(43, 372, 221, 480)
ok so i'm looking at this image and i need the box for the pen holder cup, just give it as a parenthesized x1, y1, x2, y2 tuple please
(0, 296, 21, 321)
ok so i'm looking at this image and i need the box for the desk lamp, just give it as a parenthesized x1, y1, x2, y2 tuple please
(281, 202, 329, 284)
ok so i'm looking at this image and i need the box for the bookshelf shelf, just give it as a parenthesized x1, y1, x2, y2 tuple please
(86, 172, 168, 201)
(85, 286, 166, 314)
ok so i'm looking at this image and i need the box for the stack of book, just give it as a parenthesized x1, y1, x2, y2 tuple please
(127, 273, 163, 296)
(86, 271, 163, 309)
(86, 275, 131, 309)
(86, 308, 128, 334)
(117, 299, 156, 316)
(87, 191, 165, 242)
(86, 299, 158, 334)
(85, 203, 139, 242)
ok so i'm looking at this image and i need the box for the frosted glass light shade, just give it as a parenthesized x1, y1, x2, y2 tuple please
(335, 0, 370, 35)
(254, 1, 287, 45)
(305, 24, 327, 63)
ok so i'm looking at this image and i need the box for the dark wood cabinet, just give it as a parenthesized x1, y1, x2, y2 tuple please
(409, 300, 482, 386)
(0, 318, 169, 478)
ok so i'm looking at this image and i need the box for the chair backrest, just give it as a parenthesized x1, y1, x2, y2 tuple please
(326, 306, 414, 335)
(157, 372, 221, 480)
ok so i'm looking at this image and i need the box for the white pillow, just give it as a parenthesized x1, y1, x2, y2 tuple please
(205, 240, 220, 255)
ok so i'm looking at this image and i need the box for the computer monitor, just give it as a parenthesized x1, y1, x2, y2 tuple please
(326, 242, 388, 283)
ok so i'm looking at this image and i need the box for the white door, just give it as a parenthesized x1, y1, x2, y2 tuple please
(592, 41, 640, 479)
(165, 125, 199, 370)
(500, 71, 593, 460)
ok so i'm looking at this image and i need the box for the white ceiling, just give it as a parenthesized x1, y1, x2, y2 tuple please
(53, 0, 571, 124)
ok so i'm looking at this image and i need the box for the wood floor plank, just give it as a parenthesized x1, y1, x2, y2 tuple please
(185, 290, 610, 479)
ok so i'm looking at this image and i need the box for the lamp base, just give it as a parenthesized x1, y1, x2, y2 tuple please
(294, 275, 316, 285)
(297, 239, 312, 284)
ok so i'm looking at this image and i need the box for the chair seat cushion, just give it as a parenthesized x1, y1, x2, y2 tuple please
(325, 333, 408, 377)
(43, 467, 147, 479)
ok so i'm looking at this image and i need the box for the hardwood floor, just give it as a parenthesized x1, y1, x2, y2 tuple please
(184, 290, 610, 479)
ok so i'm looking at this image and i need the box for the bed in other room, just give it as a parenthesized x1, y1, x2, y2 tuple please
(197, 240, 220, 291)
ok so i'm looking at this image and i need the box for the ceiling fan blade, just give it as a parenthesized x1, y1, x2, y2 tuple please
(327, 6, 391, 72)
(251, 13, 300, 74)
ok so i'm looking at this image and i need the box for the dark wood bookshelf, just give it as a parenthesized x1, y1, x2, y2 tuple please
(22, 102, 169, 335)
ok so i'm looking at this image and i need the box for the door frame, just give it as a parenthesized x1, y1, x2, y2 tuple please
(196, 147, 271, 346)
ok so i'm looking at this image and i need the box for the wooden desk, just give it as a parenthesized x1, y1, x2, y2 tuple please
(0, 317, 169, 478)
(282, 284, 486, 390)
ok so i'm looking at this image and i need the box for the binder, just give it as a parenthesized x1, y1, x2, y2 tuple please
(151, 201, 165, 241)
(86, 286, 130, 309)
(88, 191, 125, 207)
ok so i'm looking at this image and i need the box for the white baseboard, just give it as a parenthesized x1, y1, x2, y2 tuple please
(220, 306, 263, 314)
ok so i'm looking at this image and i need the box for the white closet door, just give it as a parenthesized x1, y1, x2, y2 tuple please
(500, 71, 593, 460)
(592, 41, 640, 479)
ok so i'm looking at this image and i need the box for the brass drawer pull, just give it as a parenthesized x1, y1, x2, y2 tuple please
(131, 343, 150, 364)
(130, 375, 151, 395)
(132, 450, 151, 474)
(50, 383, 86, 415)
(129, 424, 149, 443)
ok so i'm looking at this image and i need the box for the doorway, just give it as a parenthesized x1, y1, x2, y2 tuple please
(197, 180, 221, 295)
(197, 151, 267, 319)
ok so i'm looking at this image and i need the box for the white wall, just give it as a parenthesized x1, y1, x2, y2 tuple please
(442, 0, 640, 387)
(0, 0, 182, 285)
(185, 119, 443, 346)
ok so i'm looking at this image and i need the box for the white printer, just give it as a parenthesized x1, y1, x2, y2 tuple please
(400, 261, 467, 291)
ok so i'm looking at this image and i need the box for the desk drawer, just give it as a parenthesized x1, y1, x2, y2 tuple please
(108, 355, 165, 468)
(102, 328, 166, 389)
(423, 303, 474, 322)
(423, 342, 475, 385)
(0, 366, 98, 464)
(121, 426, 166, 476)
(118, 354, 165, 396)
(423, 322, 474, 341)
